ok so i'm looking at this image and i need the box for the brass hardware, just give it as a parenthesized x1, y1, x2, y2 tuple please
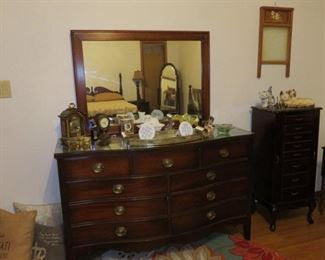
(115, 226, 127, 237)
(162, 158, 174, 168)
(219, 148, 230, 158)
(92, 162, 104, 174)
(291, 164, 301, 168)
(206, 210, 216, 220)
(293, 144, 302, 148)
(112, 184, 125, 194)
(206, 191, 216, 201)
(291, 191, 299, 196)
(294, 126, 303, 131)
(206, 171, 217, 181)
(293, 135, 303, 140)
(291, 178, 300, 183)
(114, 205, 126, 216)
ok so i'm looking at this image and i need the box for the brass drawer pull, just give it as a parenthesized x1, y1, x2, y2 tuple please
(293, 135, 303, 140)
(112, 184, 125, 195)
(294, 117, 304, 122)
(114, 205, 126, 216)
(293, 153, 302, 157)
(291, 164, 302, 169)
(92, 162, 104, 174)
(291, 178, 300, 183)
(206, 191, 216, 201)
(291, 191, 299, 196)
(294, 127, 303, 131)
(162, 158, 174, 168)
(219, 148, 230, 158)
(293, 144, 302, 149)
(206, 210, 216, 220)
(115, 226, 127, 237)
(206, 171, 217, 181)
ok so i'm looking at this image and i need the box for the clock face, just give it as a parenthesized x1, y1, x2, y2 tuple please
(99, 117, 109, 129)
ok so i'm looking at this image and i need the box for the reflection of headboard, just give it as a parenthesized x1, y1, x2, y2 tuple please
(87, 72, 123, 96)
(187, 84, 201, 114)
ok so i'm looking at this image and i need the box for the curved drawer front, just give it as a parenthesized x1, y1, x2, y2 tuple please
(172, 199, 248, 234)
(170, 179, 248, 213)
(283, 113, 314, 124)
(66, 177, 167, 202)
(282, 174, 309, 188)
(69, 197, 168, 223)
(170, 161, 249, 192)
(60, 155, 130, 181)
(132, 148, 199, 175)
(71, 219, 169, 245)
(201, 141, 249, 165)
(282, 159, 312, 175)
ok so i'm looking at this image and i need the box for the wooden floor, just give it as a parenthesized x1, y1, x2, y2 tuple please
(249, 205, 325, 260)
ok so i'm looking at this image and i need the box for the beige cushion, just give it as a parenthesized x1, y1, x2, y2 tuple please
(94, 92, 123, 102)
(0, 209, 37, 260)
(13, 202, 62, 227)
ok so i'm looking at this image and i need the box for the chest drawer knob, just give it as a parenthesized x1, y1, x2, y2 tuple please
(115, 226, 127, 237)
(112, 184, 125, 194)
(219, 148, 230, 158)
(162, 158, 174, 168)
(114, 205, 126, 216)
(206, 210, 216, 220)
(206, 171, 217, 181)
(206, 191, 216, 201)
(92, 162, 104, 174)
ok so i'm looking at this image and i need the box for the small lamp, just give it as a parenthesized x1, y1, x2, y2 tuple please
(132, 70, 144, 102)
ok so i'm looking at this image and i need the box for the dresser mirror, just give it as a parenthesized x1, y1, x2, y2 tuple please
(71, 30, 210, 120)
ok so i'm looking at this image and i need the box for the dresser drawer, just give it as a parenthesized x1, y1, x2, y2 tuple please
(282, 159, 312, 174)
(59, 155, 130, 181)
(283, 123, 313, 134)
(281, 187, 310, 201)
(282, 174, 309, 188)
(283, 113, 314, 124)
(170, 179, 248, 213)
(283, 132, 313, 142)
(283, 141, 313, 152)
(132, 148, 199, 175)
(170, 161, 249, 192)
(66, 176, 167, 202)
(201, 141, 249, 165)
(172, 199, 248, 234)
(71, 219, 169, 245)
(69, 197, 167, 223)
(282, 150, 312, 160)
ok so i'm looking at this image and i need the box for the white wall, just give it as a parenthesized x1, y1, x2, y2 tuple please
(0, 0, 324, 211)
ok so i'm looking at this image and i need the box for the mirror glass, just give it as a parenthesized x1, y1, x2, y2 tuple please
(71, 30, 210, 120)
(159, 63, 179, 114)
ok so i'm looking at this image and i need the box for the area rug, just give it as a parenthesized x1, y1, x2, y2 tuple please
(98, 232, 286, 260)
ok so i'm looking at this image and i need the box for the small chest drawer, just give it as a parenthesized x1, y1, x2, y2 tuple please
(283, 113, 314, 124)
(69, 197, 167, 223)
(201, 141, 249, 165)
(59, 155, 130, 181)
(170, 179, 248, 213)
(132, 148, 199, 175)
(283, 132, 313, 142)
(71, 219, 169, 245)
(281, 187, 310, 201)
(66, 176, 167, 202)
(282, 159, 312, 174)
(283, 141, 313, 152)
(284, 124, 313, 134)
(282, 150, 312, 160)
(170, 161, 249, 192)
(282, 174, 309, 188)
(172, 199, 248, 234)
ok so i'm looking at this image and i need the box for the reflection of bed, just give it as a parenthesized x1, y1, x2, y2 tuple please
(86, 73, 137, 117)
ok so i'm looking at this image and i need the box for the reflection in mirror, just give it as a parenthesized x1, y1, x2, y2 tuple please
(159, 63, 179, 114)
(71, 30, 210, 120)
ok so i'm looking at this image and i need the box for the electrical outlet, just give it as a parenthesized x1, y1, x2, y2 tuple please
(0, 80, 12, 98)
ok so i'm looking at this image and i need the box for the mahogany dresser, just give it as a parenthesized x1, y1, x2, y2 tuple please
(54, 128, 254, 259)
(251, 107, 321, 231)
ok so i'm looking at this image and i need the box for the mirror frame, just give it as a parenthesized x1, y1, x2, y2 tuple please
(71, 30, 210, 120)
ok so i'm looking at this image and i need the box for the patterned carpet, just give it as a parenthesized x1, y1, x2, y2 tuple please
(98, 232, 286, 260)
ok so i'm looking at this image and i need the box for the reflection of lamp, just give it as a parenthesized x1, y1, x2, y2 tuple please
(132, 70, 144, 103)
